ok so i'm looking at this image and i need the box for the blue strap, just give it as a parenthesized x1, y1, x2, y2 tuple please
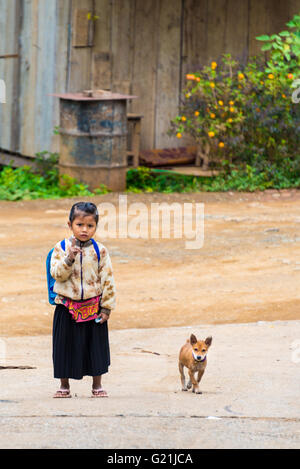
(91, 238, 100, 263)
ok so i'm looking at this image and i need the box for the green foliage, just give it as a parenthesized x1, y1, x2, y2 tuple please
(0, 152, 109, 201)
(126, 166, 202, 193)
(126, 163, 300, 193)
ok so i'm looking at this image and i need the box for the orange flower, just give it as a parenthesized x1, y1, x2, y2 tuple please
(218, 100, 224, 106)
(181, 116, 187, 121)
(238, 73, 245, 80)
(208, 131, 215, 138)
(287, 73, 294, 80)
(210, 113, 216, 119)
(211, 61, 218, 70)
(194, 111, 200, 117)
(195, 77, 201, 82)
(282, 93, 286, 99)
(218, 142, 225, 148)
(229, 107, 235, 113)
(210, 82, 215, 88)
(176, 132, 182, 138)
(268, 73, 274, 79)
(227, 118, 233, 123)
(186, 74, 196, 80)
(229, 101, 234, 106)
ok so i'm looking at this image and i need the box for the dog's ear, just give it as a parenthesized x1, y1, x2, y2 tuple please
(190, 334, 197, 345)
(205, 336, 212, 347)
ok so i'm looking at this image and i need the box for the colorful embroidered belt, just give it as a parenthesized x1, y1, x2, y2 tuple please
(61, 295, 101, 323)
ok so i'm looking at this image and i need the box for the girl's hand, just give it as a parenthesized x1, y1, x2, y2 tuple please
(97, 312, 109, 323)
(68, 237, 82, 261)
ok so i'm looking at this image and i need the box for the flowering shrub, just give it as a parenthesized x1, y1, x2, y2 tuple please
(169, 14, 300, 169)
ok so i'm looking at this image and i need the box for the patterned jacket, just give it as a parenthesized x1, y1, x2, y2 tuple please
(50, 236, 116, 315)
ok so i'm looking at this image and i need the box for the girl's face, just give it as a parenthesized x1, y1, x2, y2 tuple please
(68, 211, 97, 242)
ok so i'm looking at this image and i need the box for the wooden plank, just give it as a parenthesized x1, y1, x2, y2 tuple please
(52, 0, 72, 153)
(182, 0, 208, 77)
(180, 0, 208, 149)
(0, 150, 36, 168)
(68, 0, 93, 92)
(139, 146, 197, 167)
(111, 0, 132, 87)
(131, 0, 160, 150)
(92, 0, 112, 90)
(92, 51, 112, 90)
(73, 8, 92, 47)
(224, 0, 249, 63)
(205, 0, 228, 64)
(111, 0, 135, 99)
(155, 0, 182, 148)
(249, 0, 272, 57)
(160, 166, 219, 176)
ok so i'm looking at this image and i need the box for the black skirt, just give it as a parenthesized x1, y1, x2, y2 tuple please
(52, 304, 110, 379)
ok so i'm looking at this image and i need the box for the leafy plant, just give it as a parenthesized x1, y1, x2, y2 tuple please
(126, 162, 300, 193)
(169, 13, 300, 168)
(0, 152, 110, 201)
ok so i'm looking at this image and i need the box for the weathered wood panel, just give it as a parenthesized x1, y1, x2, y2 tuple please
(182, 0, 208, 76)
(224, 0, 249, 63)
(92, 0, 112, 90)
(111, 0, 134, 95)
(67, 0, 94, 92)
(155, 0, 182, 148)
(131, 0, 160, 150)
(52, 0, 72, 153)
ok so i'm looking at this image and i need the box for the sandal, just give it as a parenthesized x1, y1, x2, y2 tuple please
(53, 388, 72, 398)
(91, 388, 108, 398)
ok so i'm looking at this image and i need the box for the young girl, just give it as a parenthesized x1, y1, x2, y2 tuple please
(50, 201, 116, 398)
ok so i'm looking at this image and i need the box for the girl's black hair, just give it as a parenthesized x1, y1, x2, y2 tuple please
(69, 202, 99, 225)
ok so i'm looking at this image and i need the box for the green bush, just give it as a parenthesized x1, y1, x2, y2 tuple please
(126, 162, 300, 193)
(169, 14, 300, 167)
(0, 152, 109, 201)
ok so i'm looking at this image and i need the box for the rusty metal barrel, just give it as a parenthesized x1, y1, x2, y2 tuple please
(52, 90, 136, 191)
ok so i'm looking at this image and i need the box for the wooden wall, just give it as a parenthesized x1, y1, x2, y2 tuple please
(0, 0, 300, 160)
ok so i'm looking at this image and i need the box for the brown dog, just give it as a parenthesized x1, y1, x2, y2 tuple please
(178, 334, 212, 394)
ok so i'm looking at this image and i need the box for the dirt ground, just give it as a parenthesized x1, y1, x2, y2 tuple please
(1, 188, 300, 337)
